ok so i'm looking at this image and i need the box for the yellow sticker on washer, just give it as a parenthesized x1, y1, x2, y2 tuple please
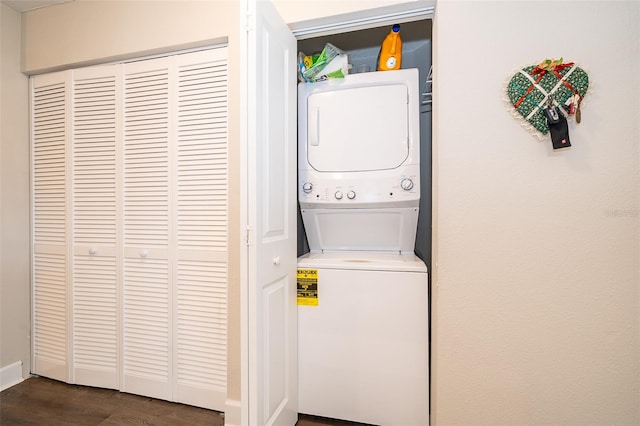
(297, 268, 318, 306)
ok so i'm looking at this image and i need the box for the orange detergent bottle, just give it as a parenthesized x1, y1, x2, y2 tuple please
(377, 24, 402, 71)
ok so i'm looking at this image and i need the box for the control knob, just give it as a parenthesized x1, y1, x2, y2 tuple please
(400, 178, 414, 191)
(302, 182, 313, 194)
(347, 190, 356, 200)
(334, 191, 343, 200)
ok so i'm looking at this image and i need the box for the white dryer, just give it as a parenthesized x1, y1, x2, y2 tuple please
(298, 69, 421, 252)
(297, 70, 429, 426)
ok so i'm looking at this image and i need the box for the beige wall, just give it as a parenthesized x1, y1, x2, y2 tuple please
(1, 3, 31, 379)
(432, 0, 639, 424)
(22, 0, 235, 74)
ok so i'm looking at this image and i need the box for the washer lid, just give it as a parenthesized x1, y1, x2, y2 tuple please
(298, 250, 428, 273)
(306, 84, 409, 172)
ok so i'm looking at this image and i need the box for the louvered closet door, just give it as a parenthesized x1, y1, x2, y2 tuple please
(71, 65, 119, 389)
(32, 72, 71, 382)
(121, 49, 229, 409)
(174, 49, 228, 410)
(32, 47, 229, 410)
(122, 56, 173, 400)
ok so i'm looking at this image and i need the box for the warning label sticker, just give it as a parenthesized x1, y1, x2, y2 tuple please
(297, 268, 318, 306)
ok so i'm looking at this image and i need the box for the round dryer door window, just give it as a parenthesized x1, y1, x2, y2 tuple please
(306, 84, 410, 172)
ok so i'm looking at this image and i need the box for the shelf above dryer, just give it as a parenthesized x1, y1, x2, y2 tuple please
(421, 65, 432, 112)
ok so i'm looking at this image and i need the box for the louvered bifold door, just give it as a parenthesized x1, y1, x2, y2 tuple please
(71, 65, 120, 389)
(122, 57, 172, 400)
(174, 48, 228, 410)
(31, 72, 71, 383)
(31, 47, 229, 409)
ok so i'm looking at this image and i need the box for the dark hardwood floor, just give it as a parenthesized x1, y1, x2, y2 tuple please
(0, 377, 365, 426)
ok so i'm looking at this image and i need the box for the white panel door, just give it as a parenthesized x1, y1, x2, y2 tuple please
(122, 57, 172, 400)
(71, 65, 120, 389)
(244, 1, 298, 424)
(31, 72, 72, 382)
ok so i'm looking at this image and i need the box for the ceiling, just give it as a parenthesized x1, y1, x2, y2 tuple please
(1, 0, 72, 12)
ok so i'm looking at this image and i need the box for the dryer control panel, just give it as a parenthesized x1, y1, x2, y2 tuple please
(298, 166, 420, 209)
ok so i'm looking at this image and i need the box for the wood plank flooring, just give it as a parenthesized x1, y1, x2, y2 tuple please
(0, 377, 366, 426)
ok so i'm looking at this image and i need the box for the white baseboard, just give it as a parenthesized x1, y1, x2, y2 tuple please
(1, 361, 24, 391)
(224, 398, 241, 426)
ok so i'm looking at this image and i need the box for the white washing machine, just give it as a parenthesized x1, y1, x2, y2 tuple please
(297, 69, 429, 425)
(297, 251, 428, 426)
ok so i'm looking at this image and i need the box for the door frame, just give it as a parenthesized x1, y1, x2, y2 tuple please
(239, 2, 436, 425)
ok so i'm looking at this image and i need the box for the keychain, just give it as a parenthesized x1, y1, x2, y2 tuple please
(544, 97, 571, 149)
(543, 97, 561, 124)
(564, 93, 582, 123)
(574, 93, 582, 123)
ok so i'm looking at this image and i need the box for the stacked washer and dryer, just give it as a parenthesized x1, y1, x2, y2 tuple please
(297, 69, 429, 426)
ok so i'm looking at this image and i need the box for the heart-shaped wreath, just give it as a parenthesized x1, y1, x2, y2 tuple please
(506, 58, 589, 139)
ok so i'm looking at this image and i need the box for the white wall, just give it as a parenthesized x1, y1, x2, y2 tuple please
(0, 3, 31, 379)
(432, 1, 639, 424)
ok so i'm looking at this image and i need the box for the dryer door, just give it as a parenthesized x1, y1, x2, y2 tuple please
(306, 84, 409, 172)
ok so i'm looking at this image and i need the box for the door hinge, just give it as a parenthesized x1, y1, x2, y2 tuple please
(245, 226, 253, 246)
(241, 12, 255, 32)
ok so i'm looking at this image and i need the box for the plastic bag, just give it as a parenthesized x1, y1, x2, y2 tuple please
(298, 43, 350, 83)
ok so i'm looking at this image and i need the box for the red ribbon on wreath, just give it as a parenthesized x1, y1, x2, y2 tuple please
(513, 60, 580, 109)
(532, 60, 580, 95)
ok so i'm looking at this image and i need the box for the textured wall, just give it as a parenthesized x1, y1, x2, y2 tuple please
(1, 3, 31, 379)
(432, 1, 639, 424)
